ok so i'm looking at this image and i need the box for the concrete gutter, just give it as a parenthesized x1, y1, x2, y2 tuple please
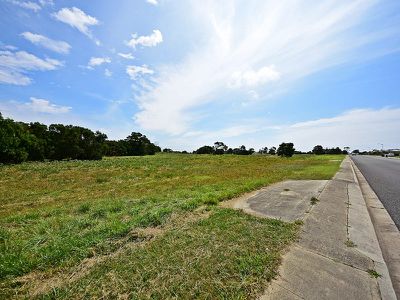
(350, 158, 400, 299)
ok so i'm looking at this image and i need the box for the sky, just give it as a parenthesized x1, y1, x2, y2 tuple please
(0, 0, 400, 152)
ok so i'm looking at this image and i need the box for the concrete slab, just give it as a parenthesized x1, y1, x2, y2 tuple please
(260, 282, 302, 300)
(233, 180, 327, 222)
(347, 181, 383, 263)
(263, 246, 380, 300)
(298, 177, 373, 270)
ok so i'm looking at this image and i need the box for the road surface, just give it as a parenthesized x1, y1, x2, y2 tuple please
(351, 155, 400, 230)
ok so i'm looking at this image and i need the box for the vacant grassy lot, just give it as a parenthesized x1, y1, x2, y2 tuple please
(0, 154, 343, 299)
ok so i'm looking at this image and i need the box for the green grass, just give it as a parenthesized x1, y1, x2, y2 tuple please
(41, 209, 300, 299)
(0, 153, 343, 298)
(367, 269, 381, 278)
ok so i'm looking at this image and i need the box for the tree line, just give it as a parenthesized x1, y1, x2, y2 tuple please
(1, 113, 349, 165)
(193, 142, 348, 157)
(312, 145, 348, 155)
(194, 142, 296, 157)
(0, 113, 160, 164)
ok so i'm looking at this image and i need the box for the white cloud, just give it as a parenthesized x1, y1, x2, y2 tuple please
(8, 0, 41, 12)
(118, 52, 135, 60)
(133, 1, 400, 135)
(0, 97, 71, 115)
(126, 65, 154, 80)
(0, 50, 62, 71)
(53, 7, 100, 44)
(38, 0, 53, 6)
(21, 32, 71, 54)
(27, 97, 71, 113)
(272, 107, 400, 151)
(0, 45, 18, 51)
(0, 50, 63, 85)
(0, 69, 31, 85)
(229, 65, 280, 88)
(126, 29, 163, 48)
(160, 107, 400, 152)
(248, 90, 259, 100)
(104, 68, 112, 77)
(0, 98, 88, 129)
(87, 57, 111, 68)
(146, 0, 158, 5)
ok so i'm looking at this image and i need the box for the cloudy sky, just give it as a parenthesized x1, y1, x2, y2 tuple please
(1, 0, 399, 151)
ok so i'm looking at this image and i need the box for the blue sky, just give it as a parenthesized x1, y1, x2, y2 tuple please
(1, 0, 400, 151)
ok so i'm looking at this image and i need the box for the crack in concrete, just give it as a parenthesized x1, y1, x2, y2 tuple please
(346, 183, 351, 243)
(293, 244, 370, 275)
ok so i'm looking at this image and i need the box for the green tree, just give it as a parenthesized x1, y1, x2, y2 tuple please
(312, 145, 324, 155)
(0, 115, 30, 163)
(277, 143, 295, 157)
(196, 145, 214, 154)
(268, 147, 276, 155)
(125, 132, 160, 156)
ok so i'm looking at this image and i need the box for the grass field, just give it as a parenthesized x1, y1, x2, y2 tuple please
(0, 153, 343, 299)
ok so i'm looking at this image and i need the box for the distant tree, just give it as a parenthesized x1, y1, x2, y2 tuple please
(27, 122, 49, 160)
(0, 113, 165, 164)
(268, 147, 276, 155)
(125, 132, 148, 156)
(232, 145, 253, 155)
(105, 140, 128, 156)
(0, 114, 30, 163)
(259, 147, 268, 154)
(195, 145, 214, 154)
(124, 132, 160, 156)
(162, 148, 173, 153)
(145, 143, 161, 155)
(226, 148, 233, 154)
(277, 142, 295, 157)
(312, 145, 324, 155)
(325, 147, 342, 155)
(213, 141, 228, 155)
(352, 149, 360, 154)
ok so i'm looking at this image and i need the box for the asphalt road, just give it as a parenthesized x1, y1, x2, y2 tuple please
(351, 155, 400, 230)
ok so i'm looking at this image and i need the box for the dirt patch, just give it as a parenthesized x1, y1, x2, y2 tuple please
(221, 188, 267, 210)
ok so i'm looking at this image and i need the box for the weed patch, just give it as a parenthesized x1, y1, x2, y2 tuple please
(310, 197, 319, 205)
(367, 269, 381, 278)
(345, 239, 356, 247)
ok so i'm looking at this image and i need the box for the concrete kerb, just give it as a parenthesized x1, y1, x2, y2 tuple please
(350, 158, 400, 299)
